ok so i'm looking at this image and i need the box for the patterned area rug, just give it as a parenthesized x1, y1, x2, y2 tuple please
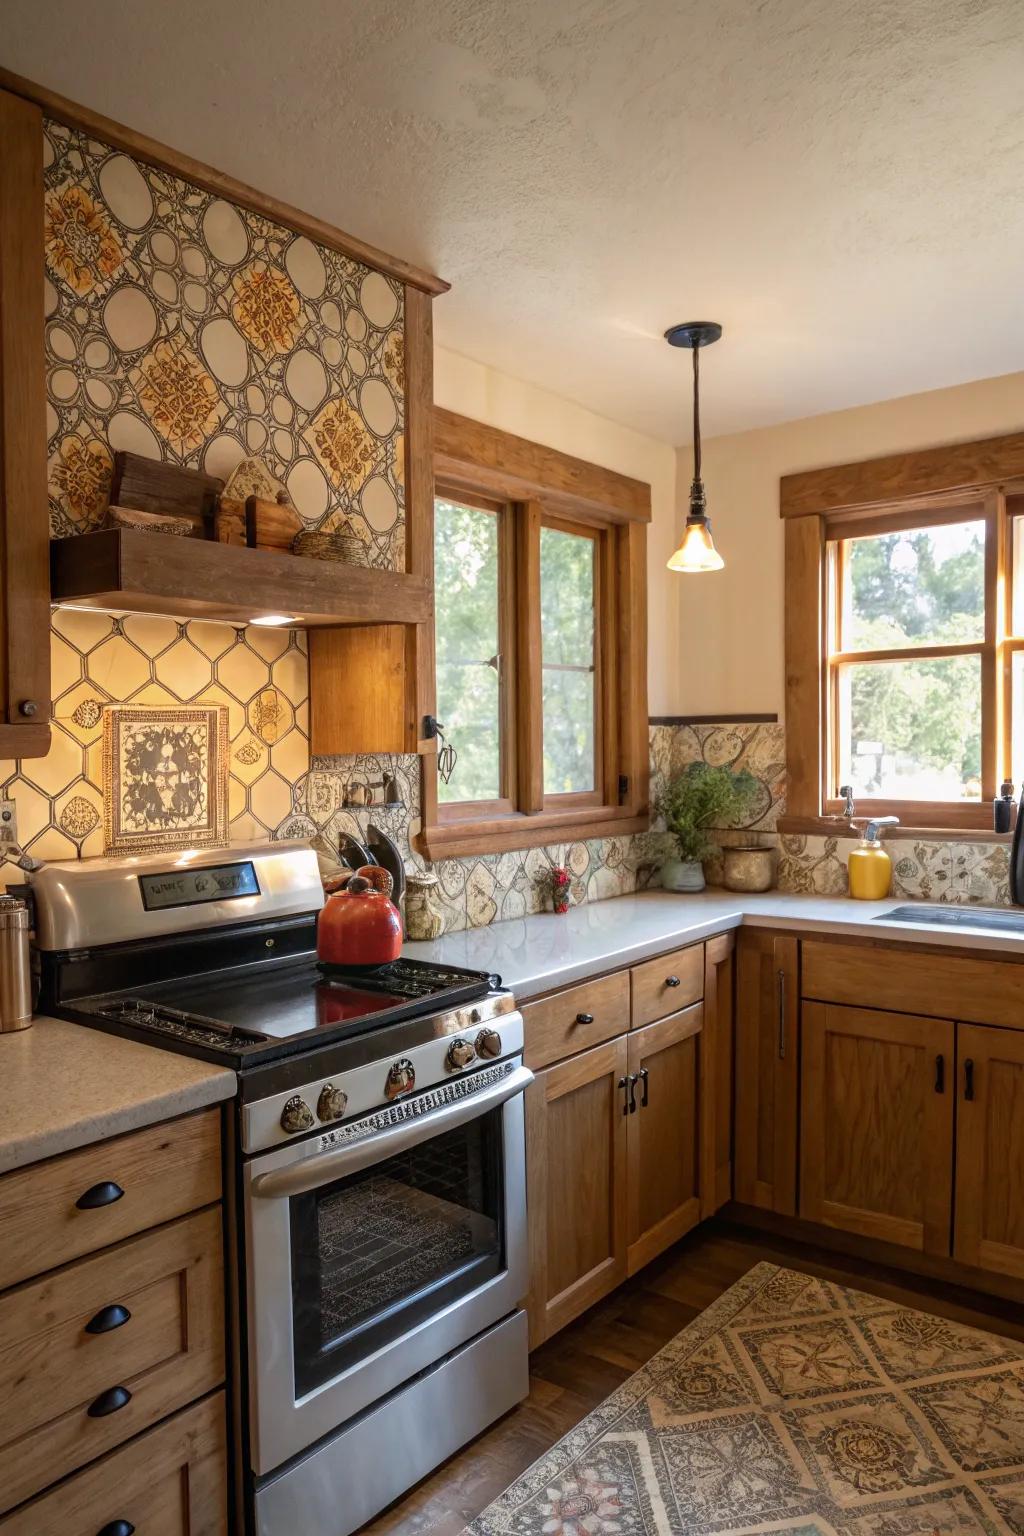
(465, 1263, 1024, 1534)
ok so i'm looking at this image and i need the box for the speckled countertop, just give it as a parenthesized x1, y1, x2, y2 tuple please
(0, 1016, 236, 1174)
(402, 888, 1024, 1001)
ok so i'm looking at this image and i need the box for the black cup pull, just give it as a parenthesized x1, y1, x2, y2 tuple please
(87, 1384, 132, 1418)
(575, 1011, 594, 1025)
(639, 1065, 650, 1107)
(97, 1522, 135, 1536)
(85, 1303, 131, 1335)
(665, 975, 681, 988)
(934, 1054, 945, 1093)
(964, 1058, 976, 1101)
(76, 1181, 125, 1211)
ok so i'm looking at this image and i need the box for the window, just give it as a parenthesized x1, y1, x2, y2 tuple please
(421, 410, 650, 858)
(782, 434, 1024, 831)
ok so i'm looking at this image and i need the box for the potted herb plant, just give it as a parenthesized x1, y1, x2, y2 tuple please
(658, 761, 758, 892)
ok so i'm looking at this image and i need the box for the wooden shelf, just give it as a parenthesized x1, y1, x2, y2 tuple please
(50, 530, 432, 629)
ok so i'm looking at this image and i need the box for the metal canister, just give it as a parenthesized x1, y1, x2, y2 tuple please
(0, 895, 32, 1031)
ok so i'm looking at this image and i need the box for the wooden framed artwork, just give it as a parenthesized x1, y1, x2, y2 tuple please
(102, 704, 229, 855)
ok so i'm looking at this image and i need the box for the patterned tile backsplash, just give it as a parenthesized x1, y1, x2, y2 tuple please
(4, 629, 1013, 923)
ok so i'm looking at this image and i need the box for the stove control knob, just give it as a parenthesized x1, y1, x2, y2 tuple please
(385, 1059, 416, 1101)
(280, 1095, 315, 1135)
(445, 1038, 476, 1072)
(475, 1028, 502, 1059)
(317, 1083, 348, 1123)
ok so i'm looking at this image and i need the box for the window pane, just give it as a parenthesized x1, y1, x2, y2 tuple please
(841, 520, 985, 651)
(434, 497, 502, 804)
(837, 655, 981, 800)
(1011, 652, 1024, 782)
(1012, 518, 1024, 635)
(541, 526, 596, 794)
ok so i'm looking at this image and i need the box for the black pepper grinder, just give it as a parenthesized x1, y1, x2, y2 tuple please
(995, 779, 1016, 834)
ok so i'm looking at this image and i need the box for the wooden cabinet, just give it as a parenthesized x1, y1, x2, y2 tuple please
(954, 1024, 1024, 1278)
(523, 936, 729, 1345)
(522, 971, 630, 1071)
(526, 1037, 629, 1346)
(0, 1109, 226, 1525)
(800, 1002, 954, 1254)
(734, 928, 799, 1215)
(626, 1005, 703, 1274)
(0, 1392, 227, 1536)
(703, 932, 734, 1215)
(0, 89, 50, 757)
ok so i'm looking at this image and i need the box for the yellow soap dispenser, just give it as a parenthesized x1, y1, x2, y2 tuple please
(848, 816, 900, 900)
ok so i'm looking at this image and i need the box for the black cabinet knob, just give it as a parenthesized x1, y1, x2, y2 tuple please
(87, 1384, 132, 1417)
(97, 1522, 135, 1536)
(665, 975, 681, 988)
(575, 1012, 594, 1025)
(85, 1303, 132, 1335)
(76, 1180, 125, 1210)
(18, 699, 38, 718)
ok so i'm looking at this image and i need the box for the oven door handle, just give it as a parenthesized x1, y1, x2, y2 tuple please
(250, 1064, 534, 1199)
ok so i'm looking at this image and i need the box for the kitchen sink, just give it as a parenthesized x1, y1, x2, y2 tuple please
(876, 904, 1024, 935)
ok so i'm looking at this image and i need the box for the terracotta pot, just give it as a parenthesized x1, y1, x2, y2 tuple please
(317, 874, 403, 967)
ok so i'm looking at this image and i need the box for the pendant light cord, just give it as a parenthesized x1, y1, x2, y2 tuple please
(692, 344, 702, 482)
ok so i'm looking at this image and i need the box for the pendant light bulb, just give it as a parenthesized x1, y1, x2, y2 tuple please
(667, 517, 725, 572)
(664, 321, 725, 575)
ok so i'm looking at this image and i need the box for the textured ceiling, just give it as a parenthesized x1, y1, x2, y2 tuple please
(8, 0, 1024, 443)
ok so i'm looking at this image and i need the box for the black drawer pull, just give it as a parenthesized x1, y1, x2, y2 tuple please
(97, 1522, 135, 1536)
(87, 1384, 132, 1418)
(76, 1181, 125, 1210)
(934, 1053, 945, 1094)
(665, 975, 681, 988)
(964, 1058, 975, 1101)
(575, 1011, 594, 1025)
(85, 1303, 132, 1335)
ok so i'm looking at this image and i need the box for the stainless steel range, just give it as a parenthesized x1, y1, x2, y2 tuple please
(31, 841, 532, 1536)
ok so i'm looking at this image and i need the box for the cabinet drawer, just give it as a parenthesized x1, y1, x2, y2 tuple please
(0, 1107, 221, 1290)
(0, 1208, 224, 1513)
(630, 943, 703, 1028)
(0, 1391, 227, 1536)
(523, 972, 630, 1071)
(801, 938, 1024, 1029)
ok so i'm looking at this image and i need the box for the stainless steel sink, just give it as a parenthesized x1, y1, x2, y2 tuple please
(876, 904, 1024, 935)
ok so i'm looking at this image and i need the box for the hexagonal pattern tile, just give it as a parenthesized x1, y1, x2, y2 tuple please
(3, 615, 313, 851)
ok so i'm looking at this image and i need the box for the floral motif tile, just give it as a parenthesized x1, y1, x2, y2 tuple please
(738, 1318, 885, 1401)
(43, 119, 404, 569)
(465, 1263, 1024, 1535)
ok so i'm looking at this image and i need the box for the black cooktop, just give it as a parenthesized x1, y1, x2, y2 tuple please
(63, 955, 498, 1069)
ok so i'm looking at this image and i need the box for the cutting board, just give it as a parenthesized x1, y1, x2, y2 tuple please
(109, 451, 222, 534)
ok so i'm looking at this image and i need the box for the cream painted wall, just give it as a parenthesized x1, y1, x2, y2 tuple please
(434, 346, 680, 715)
(674, 369, 1024, 719)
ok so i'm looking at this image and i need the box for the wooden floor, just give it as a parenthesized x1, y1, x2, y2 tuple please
(364, 1218, 1024, 1535)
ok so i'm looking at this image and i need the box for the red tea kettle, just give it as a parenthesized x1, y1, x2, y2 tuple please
(317, 874, 403, 968)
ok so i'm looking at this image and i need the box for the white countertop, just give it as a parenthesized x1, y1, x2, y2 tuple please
(0, 1016, 236, 1174)
(402, 889, 1024, 1000)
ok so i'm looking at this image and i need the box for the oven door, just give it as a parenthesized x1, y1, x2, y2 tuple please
(243, 1059, 532, 1475)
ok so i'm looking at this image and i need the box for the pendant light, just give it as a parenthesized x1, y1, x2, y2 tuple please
(665, 321, 725, 573)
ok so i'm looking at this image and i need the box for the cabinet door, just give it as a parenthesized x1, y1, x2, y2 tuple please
(703, 931, 734, 1215)
(0, 90, 50, 756)
(801, 1002, 954, 1254)
(626, 1005, 702, 1275)
(954, 1024, 1024, 1278)
(526, 1036, 629, 1346)
(734, 929, 799, 1214)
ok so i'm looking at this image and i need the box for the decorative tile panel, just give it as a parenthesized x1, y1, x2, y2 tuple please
(0, 613, 308, 860)
(42, 120, 405, 570)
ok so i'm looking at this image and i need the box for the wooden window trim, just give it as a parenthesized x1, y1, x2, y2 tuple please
(419, 412, 649, 860)
(781, 439, 1024, 838)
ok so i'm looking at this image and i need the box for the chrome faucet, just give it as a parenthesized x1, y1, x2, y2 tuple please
(839, 785, 855, 819)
